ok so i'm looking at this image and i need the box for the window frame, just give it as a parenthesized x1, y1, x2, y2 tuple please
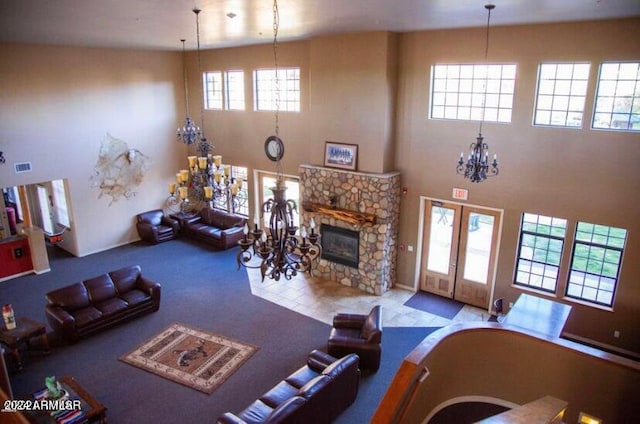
(253, 67, 301, 112)
(514, 213, 567, 294)
(591, 61, 640, 132)
(533, 62, 591, 128)
(203, 71, 223, 110)
(224, 70, 245, 111)
(565, 222, 627, 307)
(429, 63, 517, 123)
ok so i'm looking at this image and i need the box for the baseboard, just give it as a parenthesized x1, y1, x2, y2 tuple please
(78, 239, 138, 258)
(563, 332, 640, 361)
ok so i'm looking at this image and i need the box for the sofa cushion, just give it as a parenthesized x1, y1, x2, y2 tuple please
(298, 375, 331, 399)
(119, 289, 151, 306)
(285, 365, 321, 389)
(266, 396, 306, 424)
(109, 265, 142, 294)
(84, 274, 117, 303)
(322, 354, 358, 379)
(45, 283, 90, 311)
(238, 399, 274, 423)
(72, 306, 103, 327)
(261, 381, 300, 408)
(95, 297, 129, 316)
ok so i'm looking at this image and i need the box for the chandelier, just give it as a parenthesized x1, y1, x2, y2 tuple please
(456, 4, 499, 183)
(176, 38, 201, 145)
(237, 0, 321, 281)
(167, 8, 246, 214)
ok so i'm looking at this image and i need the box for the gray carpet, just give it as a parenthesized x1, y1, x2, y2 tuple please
(1, 239, 438, 423)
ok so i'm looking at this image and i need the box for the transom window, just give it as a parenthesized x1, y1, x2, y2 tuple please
(567, 222, 627, 307)
(204, 71, 223, 110)
(430, 63, 516, 123)
(224, 70, 245, 110)
(254, 67, 300, 112)
(515, 213, 567, 293)
(592, 61, 640, 131)
(534, 63, 591, 128)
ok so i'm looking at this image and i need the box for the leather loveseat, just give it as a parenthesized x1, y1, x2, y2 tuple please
(183, 208, 247, 250)
(45, 265, 161, 343)
(218, 350, 360, 424)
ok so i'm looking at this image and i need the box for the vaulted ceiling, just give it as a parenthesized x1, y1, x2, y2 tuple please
(1, 0, 639, 51)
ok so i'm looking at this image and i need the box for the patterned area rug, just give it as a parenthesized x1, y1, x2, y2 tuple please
(120, 323, 259, 394)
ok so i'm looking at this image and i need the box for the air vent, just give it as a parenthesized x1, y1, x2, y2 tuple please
(14, 162, 32, 173)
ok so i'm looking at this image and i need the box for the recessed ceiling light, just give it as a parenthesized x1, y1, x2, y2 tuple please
(226, 12, 237, 19)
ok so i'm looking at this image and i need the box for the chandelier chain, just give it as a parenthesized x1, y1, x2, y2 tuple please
(195, 8, 205, 139)
(479, 4, 494, 136)
(272, 0, 283, 177)
(181, 39, 190, 117)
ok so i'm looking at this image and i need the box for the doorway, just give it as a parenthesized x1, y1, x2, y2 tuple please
(419, 199, 502, 309)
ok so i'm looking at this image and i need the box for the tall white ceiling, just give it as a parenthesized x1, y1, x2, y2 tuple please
(1, 0, 639, 51)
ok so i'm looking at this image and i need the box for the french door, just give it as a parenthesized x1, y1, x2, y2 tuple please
(419, 200, 501, 309)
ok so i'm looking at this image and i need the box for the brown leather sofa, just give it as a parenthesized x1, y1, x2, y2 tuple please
(183, 208, 247, 250)
(45, 265, 161, 343)
(218, 350, 360, 424)
(136, 209, 180, 244)
(327, 305, 383, 371)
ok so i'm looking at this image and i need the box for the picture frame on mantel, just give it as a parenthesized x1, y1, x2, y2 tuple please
(324, 141, 358, 171)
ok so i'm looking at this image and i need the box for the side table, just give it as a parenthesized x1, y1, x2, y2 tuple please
(170, 211, 197, 234)
(0, 317, 51, 371)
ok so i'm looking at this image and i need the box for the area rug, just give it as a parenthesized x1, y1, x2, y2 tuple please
(119, 323, 259, 394)
(404, 291, 465, 319)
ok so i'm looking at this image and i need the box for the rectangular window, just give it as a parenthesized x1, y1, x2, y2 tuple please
(211, 165, 249, 216)
(254, 67, 300, 112)
(430, 63, 516, 123)
(225, 70, 245, 110)
(514, 213, 567, 293)
(51, 179, 70, 228)
(534, 63, 590, 127)
(567, 222, 627, 307)
(231, 165, 248, 216)
(592, 61, 640, 131)
(204, 71, 223, 110)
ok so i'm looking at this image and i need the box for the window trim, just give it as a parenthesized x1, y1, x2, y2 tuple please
(591, 60, 640, 132)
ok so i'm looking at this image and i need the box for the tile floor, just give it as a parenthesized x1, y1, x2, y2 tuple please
(247, 269, 491, 327)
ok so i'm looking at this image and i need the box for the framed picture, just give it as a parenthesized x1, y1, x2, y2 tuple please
(324, 141, 358, 171)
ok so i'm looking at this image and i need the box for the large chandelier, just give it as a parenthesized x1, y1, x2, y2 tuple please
(176, 38, 201, 145)
(167, 8, 246, 214)
(456, 4, 499, 183)
(237, 0, 321, 282)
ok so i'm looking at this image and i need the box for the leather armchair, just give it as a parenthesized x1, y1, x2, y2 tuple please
(135, 209, 180, 244)
(327, 305, 382, 371)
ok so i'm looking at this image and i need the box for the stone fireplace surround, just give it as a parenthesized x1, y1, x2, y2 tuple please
(299, 164, 401, 295)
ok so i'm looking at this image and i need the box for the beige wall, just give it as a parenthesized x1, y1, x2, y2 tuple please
(0, 43, 186, 256)
(393, 19, 640, 355)
(1, 18, 638, 355)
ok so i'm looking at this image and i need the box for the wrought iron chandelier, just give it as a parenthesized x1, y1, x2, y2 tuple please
(456, 4, 499, 183)
(176, 38, 201, 145)
(237, 0, 321, 281)
(167, 8, 246, 214)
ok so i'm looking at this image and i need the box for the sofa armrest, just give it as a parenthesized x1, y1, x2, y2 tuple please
(332, 313, 366, 329)
(45, 306, 77, 343)
(307, 349, 338, 372)
(136, 276, 162, 310)
(217, 412, 247, 424)
(136, 222, 158, 238)
(161, 216, 180, 232)
(184, 215, 202, 225)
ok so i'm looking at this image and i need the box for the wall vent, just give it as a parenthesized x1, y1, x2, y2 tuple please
(14, 162, 32, 173)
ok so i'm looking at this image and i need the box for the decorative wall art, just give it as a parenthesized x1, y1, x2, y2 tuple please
(324, 141, 358, 171)
(89, 133, 150, 206)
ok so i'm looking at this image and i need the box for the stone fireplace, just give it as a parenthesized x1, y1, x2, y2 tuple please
(299, 164, 401, 295)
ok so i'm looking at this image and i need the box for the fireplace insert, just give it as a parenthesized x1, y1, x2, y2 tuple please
(321, 224, 359, 268)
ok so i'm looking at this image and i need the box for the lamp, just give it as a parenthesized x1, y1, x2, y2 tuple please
(167, 8, 246, 214)
(456, 4, 499, 183)
(176, 39, 201, 145)
(237, 0, 321, 282)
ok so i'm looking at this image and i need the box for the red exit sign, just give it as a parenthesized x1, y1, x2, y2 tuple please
(452, 188, 468, 200)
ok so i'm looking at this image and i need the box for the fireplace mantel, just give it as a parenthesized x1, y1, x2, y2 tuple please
(302, 201, 377, 226)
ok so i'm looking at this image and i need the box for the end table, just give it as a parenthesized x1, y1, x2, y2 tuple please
(0, 317, 51, 371)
